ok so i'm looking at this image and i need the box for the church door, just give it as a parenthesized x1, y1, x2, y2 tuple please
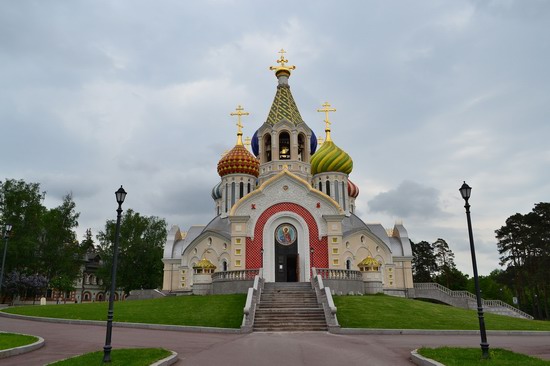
(274, 223, 298, 282)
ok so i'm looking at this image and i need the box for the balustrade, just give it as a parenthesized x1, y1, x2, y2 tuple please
(212, 269, 259, 282)
(315, 268, 362, 281)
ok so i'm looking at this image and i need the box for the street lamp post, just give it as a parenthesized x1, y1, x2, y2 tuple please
(103, 186, 127, 363)
(459, 181, 489, 359)
(0, 224, 13, 292)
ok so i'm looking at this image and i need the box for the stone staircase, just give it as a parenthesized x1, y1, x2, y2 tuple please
(253, 282, 328, 331)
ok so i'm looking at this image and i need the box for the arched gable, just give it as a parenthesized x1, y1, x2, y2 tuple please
(245, 202, 329, 272)
(231, 168, 343, 238)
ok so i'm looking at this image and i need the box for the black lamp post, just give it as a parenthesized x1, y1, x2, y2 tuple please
(459, 181, 489, 359)
(103, 186, 127, 363)
(0, 224, 13, 292)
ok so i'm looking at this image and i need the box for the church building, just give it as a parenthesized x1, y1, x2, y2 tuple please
(162, 51, 413, 296)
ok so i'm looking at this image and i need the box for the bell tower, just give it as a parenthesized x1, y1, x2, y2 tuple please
(251, 50, 318, 185)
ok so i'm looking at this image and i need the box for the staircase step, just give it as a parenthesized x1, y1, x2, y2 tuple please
(252, 282, 327, 332)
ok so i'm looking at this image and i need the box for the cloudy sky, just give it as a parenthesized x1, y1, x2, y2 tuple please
(2, 0, 549, 276)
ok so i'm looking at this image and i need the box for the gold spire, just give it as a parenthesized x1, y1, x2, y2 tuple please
(230, 105, 249, 145)
(269, 49, 296, 76)
(317, 102, 336, 142)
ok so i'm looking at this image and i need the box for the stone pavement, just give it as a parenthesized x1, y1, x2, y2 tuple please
(1, 316, 549, 365)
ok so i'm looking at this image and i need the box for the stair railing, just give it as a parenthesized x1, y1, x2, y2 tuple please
(241, 268, 264, 332)
(311, 267, 339, 331)
(414, 283, 533, 320)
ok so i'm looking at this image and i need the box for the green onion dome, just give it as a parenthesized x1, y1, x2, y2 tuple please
(310, 140, 353, 175)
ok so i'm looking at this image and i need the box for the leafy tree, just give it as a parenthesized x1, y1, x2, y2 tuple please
(81, 228, 95, 252)
(433, 238, 458, 289)
(0, 179, 46, 274)
(496, 202, 550, 319)
(50, 275, 76, 304)
(411, 240, 437, 282)
(97, 209, 167, 294)
(2, 270, 47, 304)
(39, 193, 83, 281)
(1, 179, 84, 297)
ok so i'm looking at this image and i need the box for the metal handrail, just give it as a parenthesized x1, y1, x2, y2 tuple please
(414, 283, 533, 320)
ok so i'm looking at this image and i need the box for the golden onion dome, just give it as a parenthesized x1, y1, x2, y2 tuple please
(217, 144, 260, 177)
(218, 105, 260, 178)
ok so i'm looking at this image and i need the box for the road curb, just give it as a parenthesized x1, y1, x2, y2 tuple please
(332, 328, 550, 336)
(0, 332, 45, 359)
(0, 311, 242, 334)
(410, 349, 445, 366)
(151, 351, 179, 366)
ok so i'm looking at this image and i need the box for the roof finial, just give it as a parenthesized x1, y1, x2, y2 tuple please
(317, 102, 336, 142)
(269, 49, 296, 77)
(230, 105, 249, 145)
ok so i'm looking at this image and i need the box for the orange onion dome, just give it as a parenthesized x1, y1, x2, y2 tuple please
(217, 144, 260, 177)
(348, 179, 360, 198)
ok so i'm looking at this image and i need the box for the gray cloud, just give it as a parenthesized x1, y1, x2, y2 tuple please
(368, 181, 446, 219)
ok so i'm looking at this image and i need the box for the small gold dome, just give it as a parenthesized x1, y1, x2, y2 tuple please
(358, 256, 380, 271)
(193, 258, 217, 270)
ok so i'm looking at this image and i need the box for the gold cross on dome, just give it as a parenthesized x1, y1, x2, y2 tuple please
(269, 49, 296, 74)
(317, 102, 336, 141)
(230, 104, 249, 135)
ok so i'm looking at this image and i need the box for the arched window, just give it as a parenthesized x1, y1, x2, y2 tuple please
(318, 181, 322, 192)
(334, 180, 340, 204)
(346, 259, 352, 270)
(298, 133, 305, 161)
(225, 183, 229, 212)
(279, 132, 290, 159)
(248, 183, 251, 194)
(325, 181, 331, 196)
(222, 260, 228, 272)
(231, 182, 236, 206)
(263, 134, 272, 162)
(342, 181, 346, 210)
(239, 182, 244, 198)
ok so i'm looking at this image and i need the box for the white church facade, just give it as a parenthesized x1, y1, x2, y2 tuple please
(162, 51, 413, 296)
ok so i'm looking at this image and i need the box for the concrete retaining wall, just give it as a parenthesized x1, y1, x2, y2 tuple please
(212, 280, 253, 294)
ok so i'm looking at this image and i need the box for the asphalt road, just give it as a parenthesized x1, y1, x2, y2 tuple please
(1, 317, 550, 365)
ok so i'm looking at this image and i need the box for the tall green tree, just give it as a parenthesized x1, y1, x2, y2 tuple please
(97, 209, 167, 294)
(0, 179, 46, 274)
(496, 202, 550, 319)
(433, 238, 456, 288)
(1, 179, 83, 296)
(40, 193, 83, 281)
(411, 240, 437, 282)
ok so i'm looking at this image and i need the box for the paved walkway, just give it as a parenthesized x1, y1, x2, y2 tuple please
(2, 317, 550, 365)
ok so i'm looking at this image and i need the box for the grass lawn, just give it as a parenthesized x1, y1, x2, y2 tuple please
(48, 348, 172, 366)
(334, 295, 550, 330)
(0, 333, 38, 350)
(3, 294, 246, 328)
(418, 347, 550, 366)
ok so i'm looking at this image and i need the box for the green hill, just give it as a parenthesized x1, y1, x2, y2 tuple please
(334, 294, 550, 330)
(3, 293, 549, 330)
